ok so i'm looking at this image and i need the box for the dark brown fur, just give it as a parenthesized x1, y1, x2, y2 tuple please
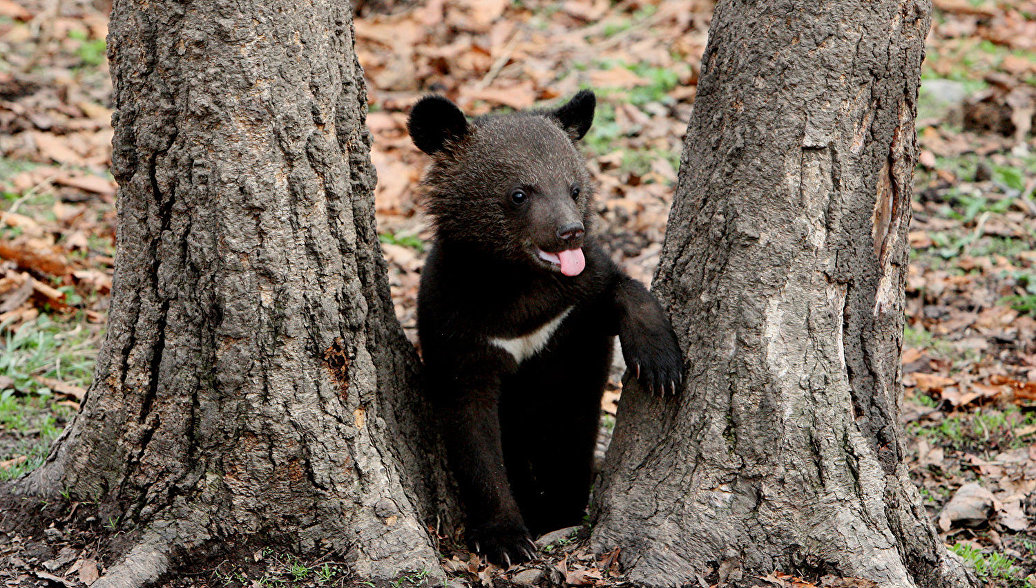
(408, 91, 682, 567)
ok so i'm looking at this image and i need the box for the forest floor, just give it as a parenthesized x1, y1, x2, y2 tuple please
(1, 0, 1035, 586)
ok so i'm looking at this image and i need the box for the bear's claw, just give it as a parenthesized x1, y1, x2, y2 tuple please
(620, 316, 683, 397)
(469, 523, 537, 568)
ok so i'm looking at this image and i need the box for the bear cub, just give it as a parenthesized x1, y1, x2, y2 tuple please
(408, 90, 682, 567)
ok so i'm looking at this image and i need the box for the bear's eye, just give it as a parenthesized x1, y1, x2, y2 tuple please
(511, 189, 528, 205)
(571, 186, 581, 200)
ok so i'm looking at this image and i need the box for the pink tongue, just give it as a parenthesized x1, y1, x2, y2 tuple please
(557, 248, 585, 277)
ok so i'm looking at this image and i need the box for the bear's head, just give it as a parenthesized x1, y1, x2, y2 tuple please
(407, 90, 596, 277)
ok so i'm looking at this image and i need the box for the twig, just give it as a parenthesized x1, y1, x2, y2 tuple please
(474, 32, 520, 91)
(1018, 178, 1036, 216)
(7, 172, 59, 214)
(23, 0, 65, 72)
(960, 211, 989, 257)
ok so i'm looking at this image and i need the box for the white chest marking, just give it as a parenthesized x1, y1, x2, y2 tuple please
(489, 307, 573, 364)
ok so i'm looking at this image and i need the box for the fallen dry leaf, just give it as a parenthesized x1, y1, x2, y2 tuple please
(0, 455, 28, 470)
(912, 373, 956, 392)
(995, 496, 1029, 532)
(0, 0, 31, 20)
(589, 67, 649, 89)
(32, 131, 88, 166)
(0, 274, 33, 313)
(938, 483, 995, 531)
(34, 376, 86, 400)
(53, 173, 117, 197)
(463, 82, 538, 110)
(0, 237, 72, 277)
(31, 277, 71, 312)
(78, 559, 100, 585)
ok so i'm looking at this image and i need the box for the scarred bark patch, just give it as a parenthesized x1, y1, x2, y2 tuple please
(323, 337, 353, 398)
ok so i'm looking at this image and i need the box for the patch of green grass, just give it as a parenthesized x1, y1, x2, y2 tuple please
(912, 392, 939, 409)
(618, 148, 680, 182)
(626, 62, 680, 106)
(993, 164, 1027, 193)
(601, 413, 615, 431)
(314, 563, 337, 584)
(379, 232, 425, 253)
(0, 157, 38, 186)
(971, 237, 1030, 259)
(67, 29, 106, 67)
(929, 230, 979, 260)
(601, 20, 632, 37)
(595, 5, 656, 38)
(540, 528, 578, 553)
(211, 552, 348, 587)
(583, 101, 621, 156)
(934, 187, 1013, 224)
(903, 325, 954, 357)
(909, 407, 1036, 452)
(950, 542, 1029, 587)
(918, 486, 939, 506)
(0, 395, 71, 481)
(392, 569, 431, 588)
(1000, 271, 1036, 315)
(1003, 293, 1036, 315)
(288, 561, 309, 582)
(1, 315, 98, 398)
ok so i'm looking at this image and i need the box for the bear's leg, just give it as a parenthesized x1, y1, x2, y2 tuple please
(431, 372, 536, 567)
(503, 328, 613, 536)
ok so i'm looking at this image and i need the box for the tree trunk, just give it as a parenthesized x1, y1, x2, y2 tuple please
(592, 1, 976, 587)
(14, 0, 448, 585)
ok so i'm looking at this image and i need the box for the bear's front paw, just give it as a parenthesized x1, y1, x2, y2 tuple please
(620, 317, 683, 396)
(468, 522, 537, 568)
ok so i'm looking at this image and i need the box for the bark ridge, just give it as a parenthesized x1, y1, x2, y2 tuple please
(16, 0, 447, 585)
(592, 1, 976, 586)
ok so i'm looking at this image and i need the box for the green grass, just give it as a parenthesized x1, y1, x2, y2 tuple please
(67, 29, 106, 67)
(0, 395, 71, 481)
(314, 563, 337, 584)
(379, 232, 425, 252)
(626, 62, 680, 106)
(618, 148, 680, 181)
(1002, 293, 1036, 315)
(212, 552, 346, 587)
(971, 237, 1031, 259)
(912, 392, 939, 409)
(908, 407, 1036, 452)
(993, 164, 1027, 193)
(584, 100, 621, 156)
(950, 542, 1031, 587)
(903, 325, 954, 357)
(0, 157, 38, 186)
(999, 271, 1036, 315)
(392, 569, 432, 588)
(288, 561, 309, 581)
(1, 315, 98, 397)
(0, 316, 97, 480)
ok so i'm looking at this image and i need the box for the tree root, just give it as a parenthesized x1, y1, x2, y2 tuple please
(92, 540, 172, 588)
(92, 516, 210, 588)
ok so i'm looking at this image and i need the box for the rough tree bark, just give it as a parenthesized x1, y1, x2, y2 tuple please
(592, 1, 977, 587)
(13, 0, 448, 585)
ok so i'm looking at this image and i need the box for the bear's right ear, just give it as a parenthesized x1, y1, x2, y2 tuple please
(549, 89, 595, 141)
(407, 95, 470, 155)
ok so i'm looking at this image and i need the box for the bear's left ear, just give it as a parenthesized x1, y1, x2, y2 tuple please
(408, 95, 470, 155)
(549, 89, 596, 141)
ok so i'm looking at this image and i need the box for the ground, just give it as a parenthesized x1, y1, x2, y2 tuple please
(0, 0, 1035, 586)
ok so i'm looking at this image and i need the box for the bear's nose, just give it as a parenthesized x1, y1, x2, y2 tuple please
(557, 222, 585, 242)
